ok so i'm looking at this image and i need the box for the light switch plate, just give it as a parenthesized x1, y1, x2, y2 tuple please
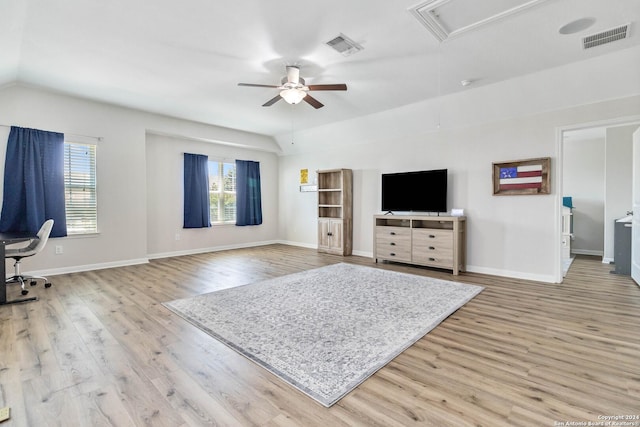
(0, 406, 10, 422)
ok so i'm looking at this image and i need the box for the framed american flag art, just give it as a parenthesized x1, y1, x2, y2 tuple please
(492, 157, 550, 195)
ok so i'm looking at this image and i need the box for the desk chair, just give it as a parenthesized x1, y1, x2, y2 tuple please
(5, 219, 54, 295)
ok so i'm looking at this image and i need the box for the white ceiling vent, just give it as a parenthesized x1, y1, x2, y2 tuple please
(325, 33, 363, 56)
(582, 24, 629, 49)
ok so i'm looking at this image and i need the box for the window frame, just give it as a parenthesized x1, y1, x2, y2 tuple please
(63, 141, 98, 235)
(208, 160, 236, 225)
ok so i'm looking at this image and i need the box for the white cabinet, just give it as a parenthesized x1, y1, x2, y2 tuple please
(562, 206, 573, 259)
(373, 215, 466, 275)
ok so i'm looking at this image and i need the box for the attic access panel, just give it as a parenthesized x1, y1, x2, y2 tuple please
(409, 0, 550, 42)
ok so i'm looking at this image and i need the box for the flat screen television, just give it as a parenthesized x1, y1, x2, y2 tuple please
(381, 169, 447, 213)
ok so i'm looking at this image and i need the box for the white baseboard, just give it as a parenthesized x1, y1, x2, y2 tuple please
(352, 249, 373, 258)
(27, 258, 150, 278)
(286, 244, 559, 283)
(22, 242, 558, 284)
(465, 265, 558, 284)
(147, 240, 281, 260)
(26, 241, 281, 277)
(280, 242, 373, 259)
(276, 240, 317, 250)
(571, 249, 604, 257)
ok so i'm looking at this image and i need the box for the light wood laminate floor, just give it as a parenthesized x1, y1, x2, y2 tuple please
(1, 245, 638, 426)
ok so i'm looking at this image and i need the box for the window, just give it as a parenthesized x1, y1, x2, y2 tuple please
(64, 142, 97, 234)
(209, 161, 236, 224)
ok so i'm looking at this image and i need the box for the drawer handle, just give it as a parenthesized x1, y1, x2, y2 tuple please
(327, 232, 333, 236)
(429, 257, 436, 261)
(390, 232, 396, 235)
(390, 252, 396, 256)
(390, 242, 396, 246)
(429, 234, 436, 238)
(428, 246, 435, 250)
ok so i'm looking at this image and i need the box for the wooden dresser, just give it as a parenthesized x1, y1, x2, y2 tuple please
(373, 214, 466, 275)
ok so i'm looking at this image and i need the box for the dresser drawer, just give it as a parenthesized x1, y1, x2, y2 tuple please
(412, 229, 453, 268)
(376, 245, 411, 262)
(376, 226, 410, 239)
(376, 226, 411, 262)
(412, 251, 453, 269)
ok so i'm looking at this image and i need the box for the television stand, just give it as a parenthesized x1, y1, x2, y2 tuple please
(373, 214, 466, 275)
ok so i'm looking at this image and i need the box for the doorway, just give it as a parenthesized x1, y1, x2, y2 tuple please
(557, 117, 640, 282)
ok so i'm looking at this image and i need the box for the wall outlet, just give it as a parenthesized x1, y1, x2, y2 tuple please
(175, 233, 181, 241)
(0, 406, 10, 422)
(55, 245, 63, 254)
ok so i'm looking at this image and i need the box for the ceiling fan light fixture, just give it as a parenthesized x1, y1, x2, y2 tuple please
(280, 88, 307, 105)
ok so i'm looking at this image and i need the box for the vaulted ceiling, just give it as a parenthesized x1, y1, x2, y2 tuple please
(1, 0, 638, 137)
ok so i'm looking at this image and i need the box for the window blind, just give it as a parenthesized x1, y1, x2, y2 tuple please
(64, 142, 97, 234)
(208, 161, 236, 224)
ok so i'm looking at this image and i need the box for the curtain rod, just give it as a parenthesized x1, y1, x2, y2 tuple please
(182, 152, 236, 163)
(0, 124, 103, 142)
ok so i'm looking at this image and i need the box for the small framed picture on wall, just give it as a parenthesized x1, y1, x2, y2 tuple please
(492, 157, 550, 195)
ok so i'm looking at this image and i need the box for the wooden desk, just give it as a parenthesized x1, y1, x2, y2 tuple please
(1, 232, 37, 306)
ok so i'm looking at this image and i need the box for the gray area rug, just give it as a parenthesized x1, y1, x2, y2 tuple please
(163, 263, 484, 407)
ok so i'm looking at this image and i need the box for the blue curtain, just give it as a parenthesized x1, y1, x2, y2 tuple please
(183, 153, 211, 228)
(236, 160, 262, 226)
(0, 126, 67, 237)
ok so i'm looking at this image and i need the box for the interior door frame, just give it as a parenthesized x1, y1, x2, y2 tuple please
(632, 127, 640, 285)
(555, 114, 640, 283)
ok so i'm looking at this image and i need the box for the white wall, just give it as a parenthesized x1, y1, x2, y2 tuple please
(1, 45, 639, 283)
(0, 84, 280, 275)
(563, 138, 605, 256)
(276, 44, 640, 283)
(145, 133, 279, 257)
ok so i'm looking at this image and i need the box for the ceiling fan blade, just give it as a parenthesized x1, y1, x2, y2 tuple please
(307, 84, 347, 91)
(262, 95, 282, 107)
(238, 83, 280, 88)
(303, 94, 324, 109)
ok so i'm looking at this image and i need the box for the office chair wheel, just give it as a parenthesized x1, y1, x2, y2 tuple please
(30, 280, 38, 286)
(21, 289, 29, 295)
(45, 282, 52, 288)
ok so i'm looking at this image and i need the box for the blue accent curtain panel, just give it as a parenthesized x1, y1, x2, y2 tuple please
(183, 153, 211, 228)
(0, 126, 67, 237)
(236, 159, 262, 226)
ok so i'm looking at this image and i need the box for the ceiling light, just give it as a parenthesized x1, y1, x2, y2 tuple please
(280, 89, 307, 105)
(461, 79, 473, 87)
(559, 17, 596, 35)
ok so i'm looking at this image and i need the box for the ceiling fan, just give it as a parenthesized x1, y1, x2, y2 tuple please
(238, 66, 347, 109)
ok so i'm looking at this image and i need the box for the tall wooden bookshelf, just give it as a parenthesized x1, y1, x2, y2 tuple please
(317, 169, 353, 255)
